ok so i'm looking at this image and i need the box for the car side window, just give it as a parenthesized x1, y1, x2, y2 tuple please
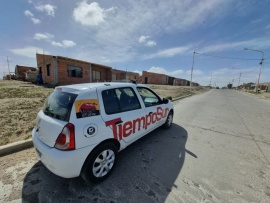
(102, 87, 141, 115)
(137, 87, 161, 107)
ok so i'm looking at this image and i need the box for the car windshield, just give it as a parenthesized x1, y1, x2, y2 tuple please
(43, 91, 77, 122)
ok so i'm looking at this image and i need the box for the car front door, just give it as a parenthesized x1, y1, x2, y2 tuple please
(98, 86, 148, 143)
(137, 87, 169, 131)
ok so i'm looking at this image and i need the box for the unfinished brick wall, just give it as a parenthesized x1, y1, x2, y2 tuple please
(57, 60, 90, 85)
(36, 54, 113, 85)
(36, 54, 55, 84)
(15, 65, 36, 80)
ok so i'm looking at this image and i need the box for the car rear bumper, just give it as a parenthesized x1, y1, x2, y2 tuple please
(32, 128, 96, 178)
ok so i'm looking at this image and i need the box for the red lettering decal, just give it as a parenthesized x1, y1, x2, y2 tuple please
(157, 107, 163, 121)
(118, 124, 123, 140)
(151, 112, 157, 124)
(105, 118, 121, 140)
(162, 108, 169, 118)
(133, 117, 145, 133)
(145, 114, 152, 129)
(123, 121, 132, 137)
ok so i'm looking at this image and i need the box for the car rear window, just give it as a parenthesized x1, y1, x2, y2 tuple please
(43, 91, 77, 121)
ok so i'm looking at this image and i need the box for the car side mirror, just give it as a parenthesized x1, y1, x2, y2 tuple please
(163, 98, 169, 104)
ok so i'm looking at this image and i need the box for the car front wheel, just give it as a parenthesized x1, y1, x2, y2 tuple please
(81, 142, 118, 183)
(163, 111, 173, 129)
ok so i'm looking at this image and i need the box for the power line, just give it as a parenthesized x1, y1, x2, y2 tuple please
(196, 52, 270, 61)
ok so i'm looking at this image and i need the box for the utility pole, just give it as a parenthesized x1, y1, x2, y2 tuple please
(7, 56, 11, 80)
(238, 72, 242, 88)
(190, 52, 196, 87)
(244, 48, 264, 93)
(232, 67, 241, 89)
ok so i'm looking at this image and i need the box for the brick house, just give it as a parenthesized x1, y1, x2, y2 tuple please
(138, 71, 169, 85)
(36, 54, 112, 85)
(111, 69, 139, 81)
(15, 65, 36, 80)
(173, 78, 189, 86)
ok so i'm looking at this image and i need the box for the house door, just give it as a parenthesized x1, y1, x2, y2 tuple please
(144, 77, 148, 84)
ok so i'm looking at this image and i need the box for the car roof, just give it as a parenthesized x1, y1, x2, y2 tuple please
(57, 82, 147, 94)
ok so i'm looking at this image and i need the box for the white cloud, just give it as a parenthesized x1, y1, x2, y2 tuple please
(36, 4, 57, 17)
(9, 46, 49, 58)
(62, 40, 76, 47)
(138, 35, 149, 43)
(72, 0, 232, 63)
(24, 10, 33, 17)
(51, 41, 63, 47)
(265, 24, 270, 29)
(24, 10, 41, 24)
(138, 36, 156, 47)
(52, 40, 76, 48)
(73, 1, 116, 26)
(147, 67, 184, 77)
(34, 33, 54, 40)
(31, 18, 41, 24)
(145, 40, 157, 47)
(143, 46, 192, 60)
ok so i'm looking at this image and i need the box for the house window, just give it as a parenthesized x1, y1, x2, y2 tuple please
(93, 71, 101, 80)
(67, 66, 82, 78)
(46, 64, 51, 76)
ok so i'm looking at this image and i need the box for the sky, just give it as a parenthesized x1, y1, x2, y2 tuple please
(1, 0, 270, 87)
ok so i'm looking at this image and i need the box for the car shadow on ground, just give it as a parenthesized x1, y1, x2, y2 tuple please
(22, 123, 188, 203)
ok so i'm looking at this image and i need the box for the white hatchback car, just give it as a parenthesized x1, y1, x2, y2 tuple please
(32, 82, 174, 183)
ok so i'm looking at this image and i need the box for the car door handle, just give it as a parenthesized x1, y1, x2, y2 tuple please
(115, 120, 123, 125)
(149, 112, 153, 115)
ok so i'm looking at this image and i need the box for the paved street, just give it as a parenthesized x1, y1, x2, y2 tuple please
(1, 89, 270, 202)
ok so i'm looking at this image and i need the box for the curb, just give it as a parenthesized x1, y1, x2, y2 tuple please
(0, 139, 33, 157)
(0, 94, 194, 157)
(172, 94, 192, 102)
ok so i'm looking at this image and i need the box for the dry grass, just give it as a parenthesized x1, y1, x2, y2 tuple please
(146, 84, 209, 99)
(0, 80, 208, 146)
(0, 80, 53, 146)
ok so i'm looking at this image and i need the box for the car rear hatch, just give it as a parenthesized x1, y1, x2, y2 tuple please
(36, 89, 78, 147)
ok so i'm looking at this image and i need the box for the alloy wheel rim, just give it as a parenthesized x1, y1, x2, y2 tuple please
(93, 149, 115, 178)
(167, 114, 173, 126)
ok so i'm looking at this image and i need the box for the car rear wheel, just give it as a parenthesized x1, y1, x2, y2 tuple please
(81, 142, 118, 183)
(163, 111, 173, 129)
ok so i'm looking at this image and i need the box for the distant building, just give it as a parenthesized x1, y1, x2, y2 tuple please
(15, 65, 36, 80)
(111, 69, 139, 82)
(138, 71, 169, 85)
(173, 78, 189, 86)
(35, 53, 199, 86)
(36, 54, 111, 85)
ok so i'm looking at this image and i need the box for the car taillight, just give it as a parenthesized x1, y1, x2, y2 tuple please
(55, 123, 75, 150)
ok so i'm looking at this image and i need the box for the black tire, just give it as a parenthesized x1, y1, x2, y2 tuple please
(163, 111, 173, 129)
(81, 142, 118, 183)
